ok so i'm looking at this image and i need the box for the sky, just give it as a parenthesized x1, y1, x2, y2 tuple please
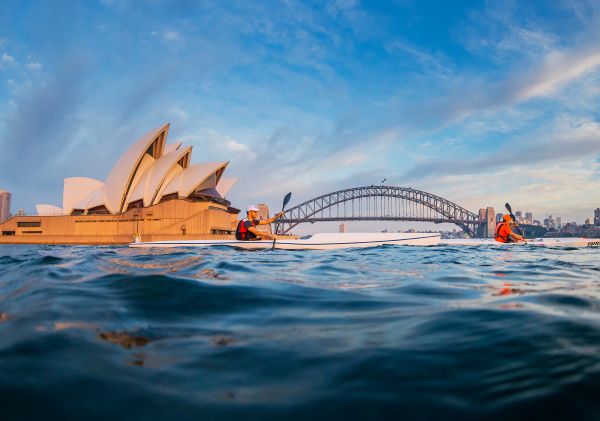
(1, 0, 599, 232)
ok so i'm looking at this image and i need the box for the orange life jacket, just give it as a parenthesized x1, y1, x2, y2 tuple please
(495, 222, 512, 243)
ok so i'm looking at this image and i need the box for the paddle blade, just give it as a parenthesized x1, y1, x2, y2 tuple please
(505, 203, 512, 214)
(282, 192, 292, 210)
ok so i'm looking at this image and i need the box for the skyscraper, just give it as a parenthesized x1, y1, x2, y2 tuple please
(525, 212, 533, 224)
(594, 208, 600, 226)
(0, 190, 11, 223)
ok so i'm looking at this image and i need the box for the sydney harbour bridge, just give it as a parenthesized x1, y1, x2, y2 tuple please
(273, 186, 485, 237)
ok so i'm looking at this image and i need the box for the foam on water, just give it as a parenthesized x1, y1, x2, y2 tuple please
(1, 244, 600, 419)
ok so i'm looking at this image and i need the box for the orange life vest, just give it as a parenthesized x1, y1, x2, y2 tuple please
(495, 222, 512, 243)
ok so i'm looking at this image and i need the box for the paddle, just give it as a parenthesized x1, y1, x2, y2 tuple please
(271, 192, 292, 250)
(505, 202, 526, 239)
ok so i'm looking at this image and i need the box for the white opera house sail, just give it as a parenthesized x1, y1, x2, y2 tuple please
(35, 123, 238, 216)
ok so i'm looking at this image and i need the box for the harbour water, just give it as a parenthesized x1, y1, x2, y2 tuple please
(1, 244, 600, 419)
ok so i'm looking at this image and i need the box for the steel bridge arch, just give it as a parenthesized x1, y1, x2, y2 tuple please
(274, 186, 481, 236)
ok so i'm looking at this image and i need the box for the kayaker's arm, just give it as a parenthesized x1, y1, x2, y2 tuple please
(257, 211, 285, 225)
(509, 232, 527, 243)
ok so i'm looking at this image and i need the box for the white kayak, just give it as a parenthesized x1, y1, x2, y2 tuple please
(129, 232, 441, 250)
(440, 238, 600, 248)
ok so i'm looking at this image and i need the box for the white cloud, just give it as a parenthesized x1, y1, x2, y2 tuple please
(397, 40, 600, 132)
(514, 48, 600, 101)
(404, 117, 600, 179)
(180, 130, 256, 160)
(163, 31, 182, 42)
(396, 4, 600, 133)
(2, 53, 16, 65)
(151, 30, 183, 43)
(27, 62, 42, 70)
(385, 40, 452, 80)
(223, 138, 253, 155)
(169, 106, 189, 121)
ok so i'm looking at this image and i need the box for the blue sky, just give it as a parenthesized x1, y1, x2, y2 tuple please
(1, 0, 599, 229)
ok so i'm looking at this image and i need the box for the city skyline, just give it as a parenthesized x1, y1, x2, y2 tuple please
(1, 1, 599, 222)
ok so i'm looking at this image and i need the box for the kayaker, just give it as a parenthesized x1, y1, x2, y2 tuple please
(495, 214, 526, 243)
(235, 205, 285, 241)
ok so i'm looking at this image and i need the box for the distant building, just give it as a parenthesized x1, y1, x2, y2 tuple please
(0, 190, 11, 223)
(255, 204, 271, 234)
(585, 218, 591, 225)
(515, 211, 523, 222)
(525, 212, 533, 224)
(496, 213, 503, 224)
(256, 204, 270, 221)
(545, 215, 557, 229)
(595, 208, 600, 226)
(563, 223, 578, 235)
(556, 217, 562, 228)
(339, 224, 346, 233)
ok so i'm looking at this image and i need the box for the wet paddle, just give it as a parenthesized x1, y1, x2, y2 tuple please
(505, 202, 526, 239)
(272, 192, 292, 250)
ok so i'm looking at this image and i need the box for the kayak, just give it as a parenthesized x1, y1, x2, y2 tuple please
(129, 232, 441, 250)
(440, 238, 600, 247)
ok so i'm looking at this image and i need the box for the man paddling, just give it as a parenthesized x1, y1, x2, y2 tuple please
(495, 214, 526, 243)
(235, 205, 284, 241)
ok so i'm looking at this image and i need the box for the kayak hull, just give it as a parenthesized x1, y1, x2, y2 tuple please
(440, 238, 600, 248)
(129, 233, 441, 250)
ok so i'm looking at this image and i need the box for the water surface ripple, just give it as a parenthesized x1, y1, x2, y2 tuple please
(1, 244, 600, 419)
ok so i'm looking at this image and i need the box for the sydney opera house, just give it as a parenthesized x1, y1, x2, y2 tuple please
(0, 123, 241, 244)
